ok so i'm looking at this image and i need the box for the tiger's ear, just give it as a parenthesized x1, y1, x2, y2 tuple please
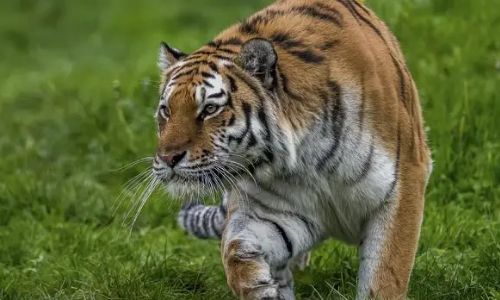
(158, 42, 187, 72)
(236, 38, 277, 89)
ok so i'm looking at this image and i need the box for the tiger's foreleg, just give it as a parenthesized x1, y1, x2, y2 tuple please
(221, 195, 318, 300)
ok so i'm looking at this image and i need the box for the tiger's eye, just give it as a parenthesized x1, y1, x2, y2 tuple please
(159, 105, 170, 119)
(204, 104, 218, 115)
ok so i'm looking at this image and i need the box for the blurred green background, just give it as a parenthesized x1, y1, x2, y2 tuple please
(0, 0, 499, 299)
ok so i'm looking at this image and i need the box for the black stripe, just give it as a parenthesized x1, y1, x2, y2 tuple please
(201, 71, 215, 79)
(185, 54, 209, 61)
(188, 51, 233, 61)
(212, 207, 222, 238)
(248, 133, 257, 147)
(218, 48, 237, 54)
(263, 148, 274, 163)
(270, 32, 306, 50)
(289, 49, 325, 64)
(264, 219, 293, 258)
(240, 17, 260, 34)
(227, 75, 238, 92)
(292, 5, 343, 27)
(186, 52, 213, 61)
(391, 54, 409, 115)
(390, 51, 415, 153)
(257, 105, 271, 142)
(209, 62, 218, 72)
(317, 81, 344, 169)
(337, 0, 382, 38)
(225, 65, 274, 159)
(226, 94, 234, 108)
(201, 207, 212, 239)
(242, 102, 253, 142)
(270, 61, 279, 92)
(182, 207, 191, 233)
(189, 208, 198, 236)
(336, 0, 359, 21)
(346, 139, 375, 185)
(248, 194, 313, 257)
(165, 64, 182, 78)
(219, 203, 227, 216)
(206, 207, 218, 238)
(171, 68, 198, 80)
(207, 90, 225, 99)
(279, 71, 301, 101)
(212, 208, 223, 238)
(177, 59, 207, 70)
(193, 50, 214, 56)
(226, 65, 267, 107)
(228, 102, 252, 145)
(202, 80, 214, 88)
(227, 114, 236, 127)
(226, 94, 234, 109)
(207, 41, 217, 47)
(265, 6, 343, 28)
(213, 54, 233, 61)
(194, 209, 204, 237)
(352, 0, 372, 15)
(216, 38, 243, 46)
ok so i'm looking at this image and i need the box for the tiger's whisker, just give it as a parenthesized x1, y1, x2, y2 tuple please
(108, 157, 154, 172)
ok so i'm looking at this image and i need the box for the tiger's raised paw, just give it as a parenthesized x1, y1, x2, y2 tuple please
(241, 282, 279, 300)
(233, 282, 296, 300)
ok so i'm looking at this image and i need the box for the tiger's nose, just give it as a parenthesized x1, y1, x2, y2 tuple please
(159, 151, 187, 168)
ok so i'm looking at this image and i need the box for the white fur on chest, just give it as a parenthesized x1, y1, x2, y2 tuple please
(243, 86, 396, 244)
(245, 147, 394, 245)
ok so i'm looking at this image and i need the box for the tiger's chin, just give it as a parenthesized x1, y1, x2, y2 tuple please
(159, 173, 227, 199)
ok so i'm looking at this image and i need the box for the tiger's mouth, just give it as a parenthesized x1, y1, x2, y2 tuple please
(157, 164, 241, 193)
(169, 168, 225, 184)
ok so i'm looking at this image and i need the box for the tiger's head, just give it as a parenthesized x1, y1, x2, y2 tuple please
(153, 39, 279, 197)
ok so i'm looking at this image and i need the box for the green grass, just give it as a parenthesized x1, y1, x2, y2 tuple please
(1, 0, 499, 299)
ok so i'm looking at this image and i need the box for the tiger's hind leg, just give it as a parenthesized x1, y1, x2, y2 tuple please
(356, 166, 427, 300)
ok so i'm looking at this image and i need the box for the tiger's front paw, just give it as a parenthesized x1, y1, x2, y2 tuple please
(227, 260, 279, 300)
(239, 280, 279, 300)
(224, 240, 279, 300)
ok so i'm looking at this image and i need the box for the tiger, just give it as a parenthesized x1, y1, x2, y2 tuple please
(152, 0, 433, 299)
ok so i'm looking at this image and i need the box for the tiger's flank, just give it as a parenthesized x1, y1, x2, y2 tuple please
(152, 0, 432, 299)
